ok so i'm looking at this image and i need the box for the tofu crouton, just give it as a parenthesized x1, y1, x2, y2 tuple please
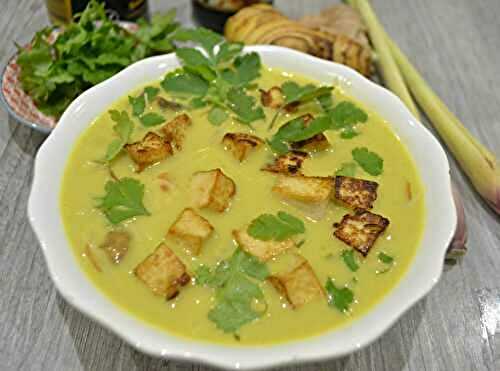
(273, 175, 332, 203)
(160, 113, 192, 151)
(290, 113, 330, 152)
(222, 132, 264, 162)
(260, 86, 298, 112)
(99, 231, 130, 264)
(334, 176, 379, 210)
(268, 256, 324, 309)
(167, 208, 214, 255)
(333, 209, 390, 256)
(261, 151, 308, 175)
(232, 229, 295, 261)
(134, 243, 191, 300)
(125, 132, 173, 172)
(191, 169, 236, 212)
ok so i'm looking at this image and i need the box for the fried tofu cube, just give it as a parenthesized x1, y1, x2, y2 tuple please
(268, 256, 324, 309)
(125, 132, 173, 172)
(167, 208, 214, 255)
(333, 209, 390, 256)
(134, 243, 191, 300)
(291, 134, 330, 152)
(334, 176, 379, 210)
(160, 113, 192, 151)
(99, 231, 130, 264)
(261, 151, 308, 175)
(222, 132, 264, 162)
(260, 86, 298, 112)
(232, 229, 295, 261)
(273, 175, 332, 203)
(290, 113, 330, 152)
(191, 169, 236, 212)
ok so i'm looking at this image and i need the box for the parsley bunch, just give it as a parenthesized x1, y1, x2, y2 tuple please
(195, 248, 269, 334)
(16, 0, 181, 117)
(161, 28, 264, 126)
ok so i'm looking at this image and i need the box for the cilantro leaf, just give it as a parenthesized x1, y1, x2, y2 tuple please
(128, 95, 145, 117)
(352, 147, 384, 176)
(144, 86, 159, 101)
(197, 248, 269, 333)
(221, 52, 261, 87)
(139, 112, 166, 127)
(341, 250, 359, 272)
(215, 42, 244, 64)
(268, 115, 332, 153)
(227, 87, 265, 124)
(175, 47, 212, 68)
(281, 82, 333, 105)
(173, 27, 223, 57)
(378, 252, 394, 264)
(161, 69, 209, 96)
(208, 106, 228, 126)
(247, 211, 305, 241)
(317, 92, 333, 111)
(329, 101, 368, 130)
(104, 110, 133, 162)
(335, 162, 357, 177)
(190, 97, 207, 109)
(340, 126, 359, 139)
(325, 279, 354, 312)
(96, 178, 150, 224)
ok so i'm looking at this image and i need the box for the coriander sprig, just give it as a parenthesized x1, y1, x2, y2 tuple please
(162, 28, 264, 126)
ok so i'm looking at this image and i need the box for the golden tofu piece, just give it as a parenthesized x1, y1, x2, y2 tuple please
(125, 132, 173, 172)
(334, 176, 379, 210)
(273, 174, 333, 203)
(222, 132, 264, 162)
(260, 86, 298, 112)
(260, 86, 285, 108)
(167, 208, 214, 255)
(134, 243, 191, 300)
(291, 113, 330, 152)
(333, 209, 390, 256)
(268, 256, 324, 309)
(232, 229, 295, 261)
(261, 151, 308, 175)
(160, 113, 192, 151)
(191, 169, 236, 212)
(99, 230, 130, 264)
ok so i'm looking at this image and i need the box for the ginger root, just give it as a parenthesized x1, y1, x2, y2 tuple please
(224, 4, 373, 77)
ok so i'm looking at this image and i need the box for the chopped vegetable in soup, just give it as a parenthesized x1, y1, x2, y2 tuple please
(60, 40, 425, 345)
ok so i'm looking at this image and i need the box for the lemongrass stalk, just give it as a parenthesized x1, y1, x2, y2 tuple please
(346, 0, 420, 120)
(352, 0, 500, 214)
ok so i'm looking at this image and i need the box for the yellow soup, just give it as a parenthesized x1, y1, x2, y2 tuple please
(60, 66, 425, 345)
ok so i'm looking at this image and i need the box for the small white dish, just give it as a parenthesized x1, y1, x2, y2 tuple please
(27, 46, 456, 370)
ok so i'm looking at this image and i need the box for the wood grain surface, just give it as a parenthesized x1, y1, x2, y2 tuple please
(1, 1, 499, 370)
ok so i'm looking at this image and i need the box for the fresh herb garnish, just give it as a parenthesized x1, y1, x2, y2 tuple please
(268, 82, 333, 129)
(268, 115, 332, 154)
(247, 211, 305, 241)
(96, 177, 150, 224)
(144, 86, 160, 101)
(129, 95, 146, 117)
(328, 101, 368, 129)
(139, 112, 166, 127)
(340, 126, 359, 139)
(335, 162, 357, 177)
(195, 248, 269, 333)
(103, 110, 134, 162)
(352, 147, 384, 176)
(163, 28, 264, 126)
(325, 279, 354, 312)
(16, 0, 181, 117)
(378, 252, 394, 264)
(341, 250, 359, 272)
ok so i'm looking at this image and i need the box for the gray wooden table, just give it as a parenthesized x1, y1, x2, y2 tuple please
(1, 1, 499, 370)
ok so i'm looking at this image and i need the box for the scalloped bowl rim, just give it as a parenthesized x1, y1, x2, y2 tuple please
(27, 45, 456, 370)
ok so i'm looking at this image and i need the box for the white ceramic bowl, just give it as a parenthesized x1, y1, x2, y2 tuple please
(27, 46, 456, 370)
